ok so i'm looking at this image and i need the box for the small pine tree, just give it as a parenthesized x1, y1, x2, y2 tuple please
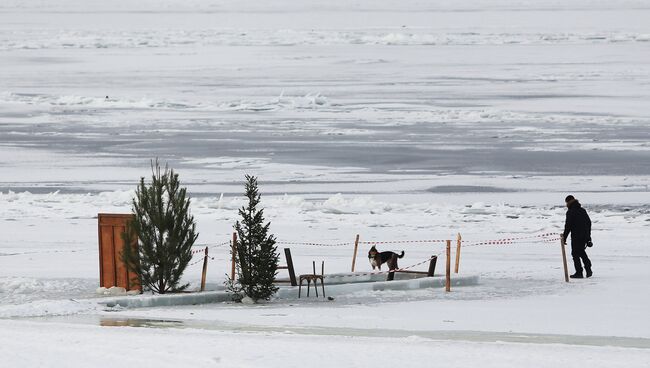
(122, 160, 198, 294)
(226, 175, 279, 302)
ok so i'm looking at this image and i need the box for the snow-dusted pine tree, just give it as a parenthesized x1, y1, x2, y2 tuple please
(122, 160, 198, 294)
(226, 175, 279, 302)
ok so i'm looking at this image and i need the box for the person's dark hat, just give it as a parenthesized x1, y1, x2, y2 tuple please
(565, 195, 575, 203)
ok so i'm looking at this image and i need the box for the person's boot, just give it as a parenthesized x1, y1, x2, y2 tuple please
(570, 272, 583, 279)
(585, 267, 592, 278)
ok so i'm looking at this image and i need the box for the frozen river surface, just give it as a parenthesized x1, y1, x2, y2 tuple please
(1, 0, 649, 193)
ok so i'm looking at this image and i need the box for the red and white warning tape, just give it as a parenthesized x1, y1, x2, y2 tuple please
(276, 241, 350, 247)
(190, 241, 231, 255)
(188, 258, 204, 266)
(395, 255, 438, 272)
(359, 239, 447, 245)
(463, 232, 558, 246)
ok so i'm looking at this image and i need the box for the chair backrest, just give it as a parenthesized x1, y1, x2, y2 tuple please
(311, 261, 325, 277)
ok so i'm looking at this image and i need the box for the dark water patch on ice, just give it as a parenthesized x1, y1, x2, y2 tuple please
(37, 315, 650, 349)
(588, 204, 650, 214)
(100, 318, 184, 329)
(0, 186, 100, 195)
(428, 185, 516, 193)
(4, 121, 650, 177)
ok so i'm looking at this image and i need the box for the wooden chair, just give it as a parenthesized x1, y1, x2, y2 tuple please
(298, 261, 325, 298)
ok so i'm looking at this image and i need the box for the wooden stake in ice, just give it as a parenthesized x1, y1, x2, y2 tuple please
(200, 246, 208, 292)
(446, 240, 451, 292)
(230, 232, 237, 281)
(560, 235, 570, 283)
(455, 232, 462, 274)
(351, 234, 360, 272)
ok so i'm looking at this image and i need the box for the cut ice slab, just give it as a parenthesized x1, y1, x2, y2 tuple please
(277, 274, 480, 299)
(97, 275, 478, 309)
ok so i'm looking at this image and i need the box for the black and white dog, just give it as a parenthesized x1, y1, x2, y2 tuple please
(368, 246, 404, 270)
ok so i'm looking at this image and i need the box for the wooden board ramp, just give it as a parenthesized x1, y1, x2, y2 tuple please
(273, 248, 297, 286)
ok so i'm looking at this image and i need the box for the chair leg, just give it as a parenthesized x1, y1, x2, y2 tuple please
(307, 280, 310, 297)
(315, 279, 319, 297)
(298, 279, 302, 298)
(321, 279, 325, 298)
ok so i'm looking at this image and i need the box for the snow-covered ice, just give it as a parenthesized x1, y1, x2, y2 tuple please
(1, 0, 649, 366)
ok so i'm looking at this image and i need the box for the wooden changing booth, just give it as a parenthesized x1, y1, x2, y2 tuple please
(98, 213, 140, 291)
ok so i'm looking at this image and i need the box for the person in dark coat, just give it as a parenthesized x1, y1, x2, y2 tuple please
(562, 195, 593, 278)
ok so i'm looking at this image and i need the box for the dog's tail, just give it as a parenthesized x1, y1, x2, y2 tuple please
(398, 251, 404, 258)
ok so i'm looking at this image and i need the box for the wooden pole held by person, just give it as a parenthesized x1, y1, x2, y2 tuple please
(351, 234, 360, 272)
(446, 240, 451, 292)
(560, 235, 570, 283)
(230, 232, 237, 281)
(200, 246, 208, 292)
(455, 233, 462, 273)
